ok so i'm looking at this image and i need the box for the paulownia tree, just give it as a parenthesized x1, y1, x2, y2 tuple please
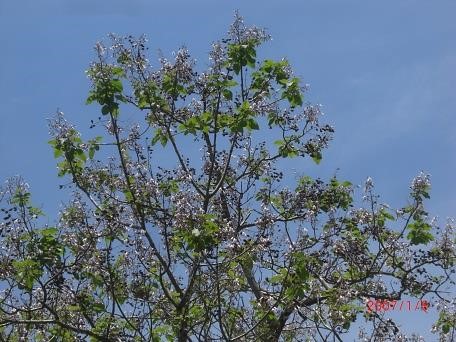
(0, 14, 455, 341)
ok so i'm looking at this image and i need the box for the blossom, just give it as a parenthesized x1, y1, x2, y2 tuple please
(410, 171, 431, 196)
(364, 176, 374, 192)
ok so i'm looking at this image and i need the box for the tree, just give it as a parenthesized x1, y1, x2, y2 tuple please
(0, 13, 455, 341)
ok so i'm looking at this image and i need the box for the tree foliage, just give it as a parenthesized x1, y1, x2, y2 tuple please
(0, 14, 455, 341)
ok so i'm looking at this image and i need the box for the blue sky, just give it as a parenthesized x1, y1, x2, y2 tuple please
(1, 0, 455, 339)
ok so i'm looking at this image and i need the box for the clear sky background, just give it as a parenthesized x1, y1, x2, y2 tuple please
(1, 0, 455, 339)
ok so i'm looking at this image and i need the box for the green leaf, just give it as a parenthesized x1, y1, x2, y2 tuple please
(89, 147, 95, 159)
(151, 129, 168, 147)
(92, 302, 106, 313)
(311, 153, 322, 164)
(41, 227, 58, 237)
(13, 259, 43, 291)
(282, 77, 303, 107)
(54, 148, 63, 158)
(160, 135, 168, 147)
(101, 105, 110, 115)
(227, 41, 258, 75)
(68, 305, 81, 312)
(112, 66, 125, 77)
(222, 89, 233, 100)
(11, 190, 31, 206)
(110, 79, 123, 93)
(406, 220, 434, 245)
(86, 93, 96, 104)
(124, 190, 133, 202)
(76, 150, 87, 162)
(246, 118, 259, 131)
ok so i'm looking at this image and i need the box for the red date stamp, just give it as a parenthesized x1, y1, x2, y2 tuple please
(366, 299, 430, 313)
